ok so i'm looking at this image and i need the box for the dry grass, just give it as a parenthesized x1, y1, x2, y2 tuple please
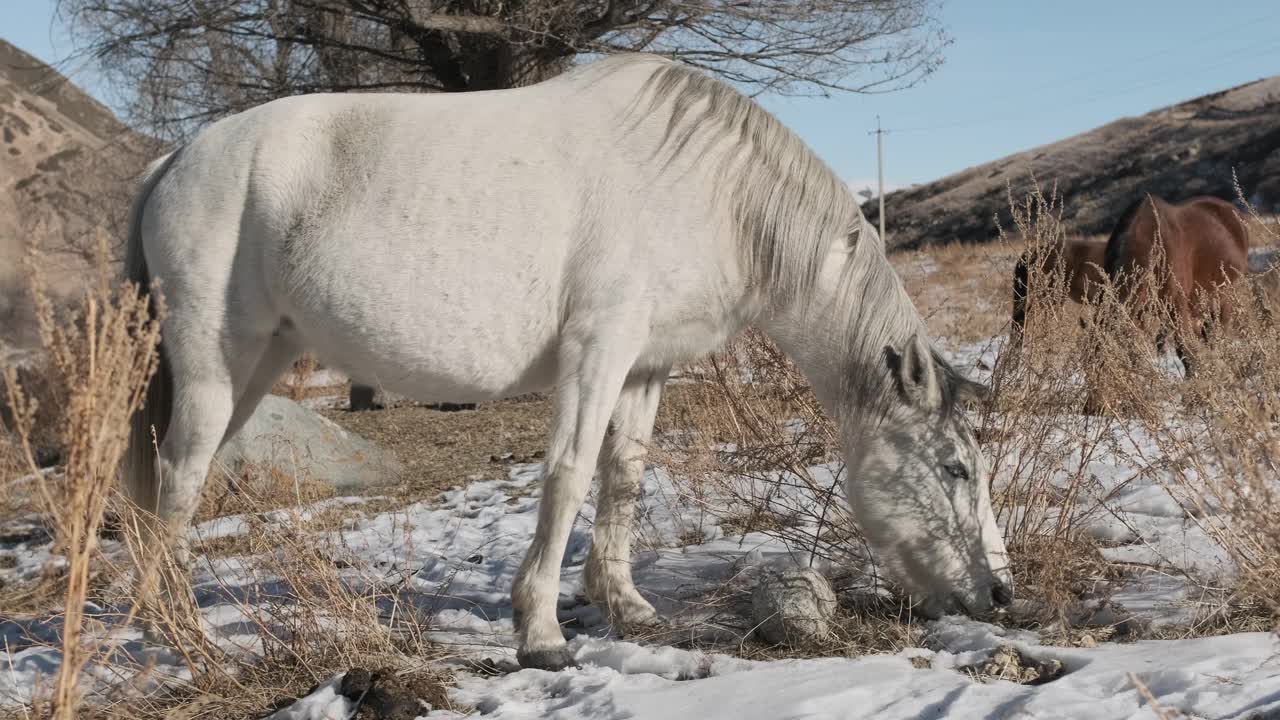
(0, 240, 455, 718)
(1, 231, 164, 718)
(4, 180, 1280, 714)
(651, 182, 1280, 657)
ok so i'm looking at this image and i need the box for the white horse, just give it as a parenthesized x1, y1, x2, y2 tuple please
(122, 53, 1011, 670)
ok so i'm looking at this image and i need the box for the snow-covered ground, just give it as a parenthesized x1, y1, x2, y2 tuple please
(2, 339, 1278, 719)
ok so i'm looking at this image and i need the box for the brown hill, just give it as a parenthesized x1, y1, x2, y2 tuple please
(1, 38, 151, 352)
(868, 76, 1280, 250)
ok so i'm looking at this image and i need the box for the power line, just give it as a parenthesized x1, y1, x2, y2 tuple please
(890, 35, 1280, 137)
(1004, 8, 1280, 104)
(890, 14, 1280, 136)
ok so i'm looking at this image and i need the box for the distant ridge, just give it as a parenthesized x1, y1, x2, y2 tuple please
(866, 76, 1280, 250)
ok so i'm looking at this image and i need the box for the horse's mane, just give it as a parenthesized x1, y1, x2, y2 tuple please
(831, 219, 977, 424)
(1103, 194, 1152, 279)
(582, 56, 973, 423)
(598, 55, 863, 303)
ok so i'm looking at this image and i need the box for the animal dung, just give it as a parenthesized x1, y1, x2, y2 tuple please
(751, 567, 838, 645)
(961, 645, 1065, 686)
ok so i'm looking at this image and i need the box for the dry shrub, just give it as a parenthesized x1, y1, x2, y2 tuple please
(0, 234, 447, 717)
(1, 230, 164, 719)
(196, 461, 337, 525)
(656, 330, 867, 574)
(983, 185, 1146, 627)
(1138, 201, 1280, 629)
(660, 181, 1280, 649)
(991, 182, 1280, 633)
(100, 496, 453, 719)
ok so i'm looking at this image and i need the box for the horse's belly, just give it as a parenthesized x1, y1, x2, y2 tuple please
(307, 313, 560, 402)
(281, 256, 564, 402)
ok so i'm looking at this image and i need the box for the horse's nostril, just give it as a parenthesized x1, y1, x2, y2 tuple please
(991, 582, 1013, 608)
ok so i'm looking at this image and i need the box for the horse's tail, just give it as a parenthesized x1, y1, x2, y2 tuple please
(1010, 251, 1031, 342)
(1103, 194, 1149, 280)
(124, 150, 182, 517)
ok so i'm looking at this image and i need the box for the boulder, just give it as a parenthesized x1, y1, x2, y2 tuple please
(215, 394, 402, 491)
(751, 567, 837, 645)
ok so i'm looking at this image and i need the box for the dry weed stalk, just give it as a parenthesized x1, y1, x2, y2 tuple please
(659, 182, 1280, 640)
(992, 183, 1280, 631)
(656, 329, 873, 591)
(1, 229, 164, 718)
(983, 189, 1129, 627)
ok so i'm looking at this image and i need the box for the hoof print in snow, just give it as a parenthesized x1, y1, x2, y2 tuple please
(516, 647, 580, 671)
(960, 645, 1065, 686)
(751, 567, 837, 645)
(339, 667, 424, 720)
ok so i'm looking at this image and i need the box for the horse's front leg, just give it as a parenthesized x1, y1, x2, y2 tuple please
(584, 368, 669, 630)
(512, 330, 639, 671)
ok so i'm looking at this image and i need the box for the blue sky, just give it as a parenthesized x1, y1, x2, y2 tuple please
(7, 1, 1280, 192)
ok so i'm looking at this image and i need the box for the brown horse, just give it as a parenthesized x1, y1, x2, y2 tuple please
(1100, 193, 1249, 378)
(1009, 237, 1108, 350)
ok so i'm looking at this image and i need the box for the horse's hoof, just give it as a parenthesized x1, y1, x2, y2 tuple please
(516, 646, 580, 671)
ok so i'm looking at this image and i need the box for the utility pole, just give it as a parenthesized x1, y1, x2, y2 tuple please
(869, 116, 889, 241)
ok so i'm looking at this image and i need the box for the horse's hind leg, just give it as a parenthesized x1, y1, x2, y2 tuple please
(585, 368, 669, 630)
(512, 330, 641, 671)
(136, 319, 277, 639)
(221, 329, 303, 446)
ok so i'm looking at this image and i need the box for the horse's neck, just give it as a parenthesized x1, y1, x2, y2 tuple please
(760, 251, 919, 424)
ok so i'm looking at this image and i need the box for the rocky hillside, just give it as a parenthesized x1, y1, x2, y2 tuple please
(1, 39, 150, 349)
(869, 76, 1280, 250)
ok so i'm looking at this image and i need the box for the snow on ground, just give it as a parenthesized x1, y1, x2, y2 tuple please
(2, 337, 1279, 718)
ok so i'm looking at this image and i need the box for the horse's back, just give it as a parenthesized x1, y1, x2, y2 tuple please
(137, 54, 750, 401)
(1185, 196, 1249, 259)
(1164, 197, 1248, 287)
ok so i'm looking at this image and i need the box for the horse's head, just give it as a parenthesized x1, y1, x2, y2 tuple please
(843, 333, 1011, 618)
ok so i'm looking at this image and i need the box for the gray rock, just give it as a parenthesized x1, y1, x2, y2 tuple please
(751, 567, 837, 645)
(215, 394, 402, 491)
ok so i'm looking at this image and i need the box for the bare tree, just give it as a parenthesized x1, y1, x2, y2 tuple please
(59, 0, 949, 142)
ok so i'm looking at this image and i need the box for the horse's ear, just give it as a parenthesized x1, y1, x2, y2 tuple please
(884, 335, 939, 407)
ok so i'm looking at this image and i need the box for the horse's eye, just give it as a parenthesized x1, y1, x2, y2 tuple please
(944, 462, 969, 481)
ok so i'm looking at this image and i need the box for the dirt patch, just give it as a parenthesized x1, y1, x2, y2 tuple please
(320, 395, 554, 501)
(338, 666, 455, 719)
(319, 384, 717, 505)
